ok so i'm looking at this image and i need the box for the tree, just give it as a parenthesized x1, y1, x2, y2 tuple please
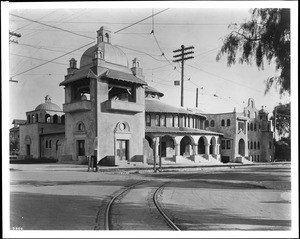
(271, 102, 290, 139)
(216, 8, 290, 95)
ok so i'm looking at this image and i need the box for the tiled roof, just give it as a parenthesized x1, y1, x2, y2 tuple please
(59, 68, 105, 86)
(146, 99, 196, 115)
(105, 69, 147, 85)
(145, 126, 223, 136)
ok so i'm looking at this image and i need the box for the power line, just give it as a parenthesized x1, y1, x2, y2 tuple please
(10, 13, 95, 41)
(114, 8, 169, 34)
(11, 41, 94, 78)
(10, 53, 68, 66)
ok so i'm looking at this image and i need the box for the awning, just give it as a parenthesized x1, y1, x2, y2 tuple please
(104, 69, 147, 85)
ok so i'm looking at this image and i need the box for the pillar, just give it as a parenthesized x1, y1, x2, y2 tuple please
(205, 143, 210, 155)
(153, 137, 160, 171)
(175, 143, 180, 156)
(193, 144, 198, 155)
(215, 144, 220, 155)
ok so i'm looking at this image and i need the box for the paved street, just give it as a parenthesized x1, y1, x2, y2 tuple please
(9, 163, 291, 232)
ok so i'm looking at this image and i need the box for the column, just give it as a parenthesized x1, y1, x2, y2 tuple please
(205, 143, 210, 155)
(193, 144, 198, 155)
(215, 144, 220, 155)
(153, 137, 160, 172)
(174, 143, 180, 156)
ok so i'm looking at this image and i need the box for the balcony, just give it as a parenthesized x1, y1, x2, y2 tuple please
(105, 100, 143, 113)
(63, 100, 92, 113)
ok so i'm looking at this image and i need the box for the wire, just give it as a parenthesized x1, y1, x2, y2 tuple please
(10, 13, 95, 41)
(10, 53, 68, 66)
(11, 41, 95, 78)
(114, 8, 169, 34)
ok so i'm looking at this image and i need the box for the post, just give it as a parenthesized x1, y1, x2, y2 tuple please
(181, 45, 184, 107)
(273, 106, 277, 162)
(196, 88, 198, 108)
(159, 136, 162, 171)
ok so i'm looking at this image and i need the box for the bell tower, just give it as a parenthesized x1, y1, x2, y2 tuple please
(97, 26, 111, 44)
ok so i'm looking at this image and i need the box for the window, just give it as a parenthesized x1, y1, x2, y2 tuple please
(205, 120, 209, 127)
(254, 155, 256, 161)
(45, 114, 51, 123)
(260, 116, 262, 120)
(161, 115, 166, 127)
(170, 115, 174, 127)
(174, 115, 179, 127)
(221, 140, 226, 149)
(254, 123, 257, 131)
(254, 142, 256, 149)
(250, 123, 253, 131)
(187, 117, 190, 127)
(49, 140, 52, 148)
(250, 141, 253, 149)
(35, 113, 39, 123)
(155, 115, 160, 126)
(238, 122, 244, 132)
(226, 140, 231, 149)
(109, 85, 134, 102)
(210, 120, 215, 127)
(258, 142, 260, 149)
(226, 119, 231, 126)
(247, 111, 250, 118)
(146, 114, 151, 126)
(221, 119, 225, 126)
(269, 141, 272, 149)
(247, 123, 249, 131)
(248, 141, 250, 149)
(77, 140, 85, 156)
(184, 116, 187, 127)
(78, 122, 85, 131)
(53, 115, 58, 124)
(45, 140, 48, 148)
(27, 115, 30, 124)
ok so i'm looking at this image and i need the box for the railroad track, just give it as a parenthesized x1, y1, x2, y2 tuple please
(104, 180, 180, 230)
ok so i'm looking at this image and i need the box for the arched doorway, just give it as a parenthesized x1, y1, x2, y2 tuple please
(238, 139, 245, 156)
(180, 136, 192, 156)
(198, 137, 206, 154)
(209, 137, 216, 154)
(160, 135, 175, 157)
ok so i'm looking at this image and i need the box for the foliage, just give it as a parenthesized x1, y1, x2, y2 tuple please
(274, 138, 290, 161)
(216, 8, 290, 95)
(270, 102, 290, 139)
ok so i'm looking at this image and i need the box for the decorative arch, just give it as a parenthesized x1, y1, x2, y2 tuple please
(76, 121, 86, 132)
(226, 119, 231, 126)
(221, 119, 225, 126)
(210, 120, 215, 127)
(114, 121, 130, 133)
(198, 136, 206, 154)
(180, 135, 194, 156)
(35, 113, 39, 123)
(160, 135, 175, 157)
(238, 139, 245, 156)
(53, 114, 58, 124)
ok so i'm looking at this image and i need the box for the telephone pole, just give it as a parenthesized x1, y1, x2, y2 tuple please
(173, 45, 194, 107)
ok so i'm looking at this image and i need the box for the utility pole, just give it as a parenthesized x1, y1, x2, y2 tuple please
(196, 88, 198, 108)
(173, 45, 194, 107)
(273, 106, 277, 162)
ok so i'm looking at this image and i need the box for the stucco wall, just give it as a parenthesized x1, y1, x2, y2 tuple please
(19, 124, 39, 158)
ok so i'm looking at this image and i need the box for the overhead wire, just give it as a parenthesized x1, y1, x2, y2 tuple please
(10, 53, 68, 66)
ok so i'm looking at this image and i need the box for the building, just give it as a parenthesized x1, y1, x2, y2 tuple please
(144, 86, 223, 165)
(15, 26, 274, 166)
(18, 95, 65, 160)
(204, 98, 274, 163)
(59, 26, 147, 165)
(10, 119, 26, 155)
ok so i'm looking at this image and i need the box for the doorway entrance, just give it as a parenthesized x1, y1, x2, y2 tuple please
(116, 140, 128, 161)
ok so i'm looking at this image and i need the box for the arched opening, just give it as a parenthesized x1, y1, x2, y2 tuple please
(180, 136, 193, 156)
(104, 33, 110, 43)
(238, 139, 245, 156)
(198, 137, 206, 154)
(210, 120, 215, 127)
(250, 123, 253, 131)
(27, 115, 31, 124)
(160, 135, 175, 157)
(209, 137, 216, 154)
(53, 115, 58, 124)
(35, 113, 39, 123)
(226, 119, 231, 126)
(145, 135, 153, 148)
(45, 114, 51, 123)
(221, 119, 225, 126)
(205, 120, 209, 127)
(61, 115, 65, 124)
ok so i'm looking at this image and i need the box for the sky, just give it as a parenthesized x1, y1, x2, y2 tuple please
(3, 1, 297, 127)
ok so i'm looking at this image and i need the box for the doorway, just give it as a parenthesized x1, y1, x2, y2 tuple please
(116, 140, 128, 161)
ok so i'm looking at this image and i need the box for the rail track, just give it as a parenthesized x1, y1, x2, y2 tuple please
(104, 180, 180, 230)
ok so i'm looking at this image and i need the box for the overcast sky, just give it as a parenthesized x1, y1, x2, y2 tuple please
(4, 1, 297, 126)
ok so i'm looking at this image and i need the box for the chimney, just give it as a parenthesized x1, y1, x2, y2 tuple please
(67, 58, 77, 75)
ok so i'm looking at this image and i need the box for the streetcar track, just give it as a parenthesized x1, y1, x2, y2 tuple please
(105, 179, 181, 230)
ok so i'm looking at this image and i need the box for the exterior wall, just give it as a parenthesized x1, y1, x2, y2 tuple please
(96, 78, 145, 165)
(19, 124, 39, 158)
(63, 78, 97, 162)
(41, 134, 65, 159)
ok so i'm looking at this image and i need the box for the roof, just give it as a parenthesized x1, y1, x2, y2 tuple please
(145, 126, 223, 136)
(35, 102, 62, 111)
(145, 99, 203, 116)
(60, 67, 147, 86)
(104, 68, 147, 85)
(12, 119, 26, 125)
(145, 85, 164, 97)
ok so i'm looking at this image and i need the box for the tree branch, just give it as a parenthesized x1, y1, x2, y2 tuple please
(231, 31, 261, 41)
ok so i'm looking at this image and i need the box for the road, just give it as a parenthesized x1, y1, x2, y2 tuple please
(8, 163, 291, 232)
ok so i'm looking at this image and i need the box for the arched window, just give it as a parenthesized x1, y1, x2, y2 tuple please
(45, 114, 51, 123)
(184, 116, 187, 127)
(205, 120, 209, 127)
(210, 120, 215, 127)
(78, 122, 86, 131)
(247, 122, 249, 131)
(155, 115, 160, 126)
(258, 142, 260, 149)
(104, 33, 109, 43)
(32, 114, 35, 123)
(254, 123, 257, 131)
(250, 123, 253, 131)
(35, 113, 39, 123)
(250, 141, 253, 149)
(27, 115, 31, 124)
(226, 119, 231, 126)
(221, 119, 225, 126)
(146, 114, 151, 126)
(254, 142, 256, 149)
(45, 140, 48, 148)
(49, 140, 52, 148)
(53, 114, 58, 124)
